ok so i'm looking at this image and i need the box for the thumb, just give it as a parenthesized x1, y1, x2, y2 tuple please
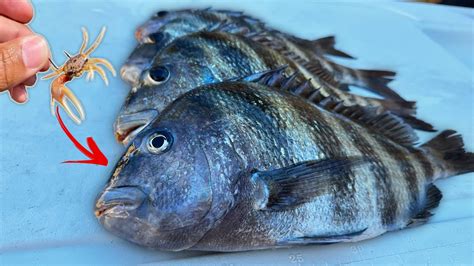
(0, 35, 49, 92)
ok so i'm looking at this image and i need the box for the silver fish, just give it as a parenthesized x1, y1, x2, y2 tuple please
(96, 77, 473, 251)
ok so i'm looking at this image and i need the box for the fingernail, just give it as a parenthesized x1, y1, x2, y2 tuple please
(22, 35, 48, 69)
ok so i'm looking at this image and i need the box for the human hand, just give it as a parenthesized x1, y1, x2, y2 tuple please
(0, 0, 50, 103)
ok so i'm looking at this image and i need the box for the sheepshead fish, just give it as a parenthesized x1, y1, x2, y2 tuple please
(115, 31, 430, 144)
(121, 8, 350, 87)
(96, 78, 473, 251)
(135, 8, 352, 58)
(124, 8, 399, 102)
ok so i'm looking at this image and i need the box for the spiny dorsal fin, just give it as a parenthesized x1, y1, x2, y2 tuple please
(305, 35, 355, 59)
(247, 31, 343, 88)
(239, 67, 419, 147)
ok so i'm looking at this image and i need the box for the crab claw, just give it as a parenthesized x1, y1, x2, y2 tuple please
(50, 82, 85, 124)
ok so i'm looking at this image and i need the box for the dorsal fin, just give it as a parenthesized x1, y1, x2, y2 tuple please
(247, 31, 406, 103)
(239, 67, 419, 147)
(247, 31, 343, 88)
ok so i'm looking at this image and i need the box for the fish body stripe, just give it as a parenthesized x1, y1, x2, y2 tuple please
(336, 120, 389, 229)
(381, 141, 420, 221)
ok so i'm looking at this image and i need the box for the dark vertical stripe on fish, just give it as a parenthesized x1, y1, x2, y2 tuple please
(337, 120, 392, 226)
(371, 136, 409, 228)
(382, 141, 419, 216)
(167, 37, 208, 60)
(296, 109, 360, 224)
(415, 150, 434, 182)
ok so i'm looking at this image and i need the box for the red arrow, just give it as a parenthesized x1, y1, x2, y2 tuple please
(55, 106, 108, 166)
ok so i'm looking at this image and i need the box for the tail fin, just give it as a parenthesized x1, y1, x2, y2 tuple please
(422, 130, 474, 177)
(311, 36, 355, 59)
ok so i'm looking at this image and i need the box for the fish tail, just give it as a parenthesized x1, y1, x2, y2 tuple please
(421, 130, 474, 180)
(311, 36, 355, 59)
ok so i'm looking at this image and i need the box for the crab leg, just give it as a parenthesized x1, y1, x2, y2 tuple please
(50, 77, 85, 124)
(90, 65, 109, 85)
(88, 58, 116, 76)
(84, 27, 106, 57)
(86, 65, 95, 81)
(61, 86, 85, 124)
(78, 27, 89, 54)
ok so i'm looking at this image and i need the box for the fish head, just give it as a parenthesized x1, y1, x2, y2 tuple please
(114, 44, 218, 145)
(120, 43, 159, 87)
(96, 118, 214, 250)
(135, 9, 225, 47)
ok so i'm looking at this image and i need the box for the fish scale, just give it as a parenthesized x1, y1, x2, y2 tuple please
(114, 31, 428, 146)
(96, 79, 473, 251)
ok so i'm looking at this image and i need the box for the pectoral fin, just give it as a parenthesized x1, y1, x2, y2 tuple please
(252, 157, 370, 211)
(278, 228, 367, 245)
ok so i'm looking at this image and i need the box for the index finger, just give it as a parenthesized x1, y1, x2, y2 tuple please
(0, 0, 33, 23)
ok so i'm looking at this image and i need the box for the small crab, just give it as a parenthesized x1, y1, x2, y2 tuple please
(42, 27, 116, 124)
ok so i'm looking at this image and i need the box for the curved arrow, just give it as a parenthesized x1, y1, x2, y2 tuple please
(56, 106, 108, 166)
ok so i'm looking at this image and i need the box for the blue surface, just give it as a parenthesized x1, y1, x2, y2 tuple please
(0, 1, 472, 265)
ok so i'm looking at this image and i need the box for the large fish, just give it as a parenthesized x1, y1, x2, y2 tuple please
(123, 8, 398, 101)
(96, 76, 473, 251)
(121, 8, 350, 87)
(115, 31, 429, 144)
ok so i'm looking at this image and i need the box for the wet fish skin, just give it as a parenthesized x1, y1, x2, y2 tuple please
(115, 31, 422, 143)
(122, 8, 352, 87)
(121, 8, 266, 86)
(136, 8, 353, 58)
(98, 81, 473, 251)
(130, 8, 401, 101)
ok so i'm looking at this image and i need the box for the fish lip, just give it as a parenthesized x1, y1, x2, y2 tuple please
(135, 27, 153, 44)
(120, 65, 142, 86)
(114, 109, 159, 145)
(135, 27, 145, 42)
(95, 186, 146, 219)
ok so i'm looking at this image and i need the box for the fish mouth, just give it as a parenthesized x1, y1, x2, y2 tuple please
(135, 27, 144, 42)
(120, 64, 142, 87)
(114, 109, 158, 145)
(95, 186, 146, 219)
(135, 27, 153, 44)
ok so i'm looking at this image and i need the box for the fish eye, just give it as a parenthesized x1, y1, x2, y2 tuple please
(147, 131, 173, 154)
(156, 11, 168, 17)
(148, 32, 164, 43)
(146, 66, 170, 85)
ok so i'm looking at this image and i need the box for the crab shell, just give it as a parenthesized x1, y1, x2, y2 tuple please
(64, 54, 89, 77)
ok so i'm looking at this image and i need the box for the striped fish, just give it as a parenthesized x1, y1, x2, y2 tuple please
(115, 31, 431, 145)
(123, 8, 399, 102)
(96, 76, 473, 251)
